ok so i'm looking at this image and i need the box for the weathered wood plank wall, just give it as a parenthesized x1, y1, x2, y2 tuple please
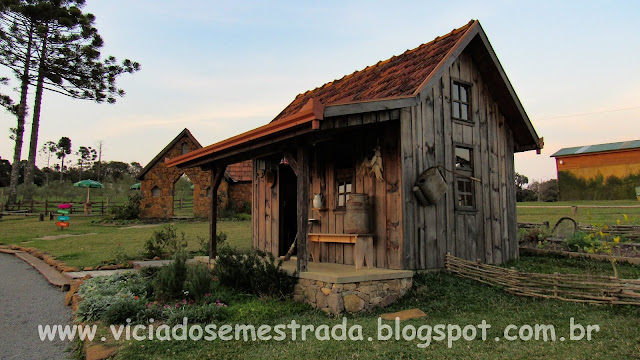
(252, 159, 280, 256)
(400, 49, 518, 269)
(252, 111, 405, 269)
(307, 120, 404, 269)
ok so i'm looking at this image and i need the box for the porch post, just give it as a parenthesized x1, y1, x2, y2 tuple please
(296, 146, 309, 273)
(209, 164, 226, 263)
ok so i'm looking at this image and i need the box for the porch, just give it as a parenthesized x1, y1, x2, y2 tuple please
(280, 257, 413, 283)
(281, 258, 413, 313)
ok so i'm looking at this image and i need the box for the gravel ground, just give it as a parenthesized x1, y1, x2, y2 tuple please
(0, 253, 73, 360)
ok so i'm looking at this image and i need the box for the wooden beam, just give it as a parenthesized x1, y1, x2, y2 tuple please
(296, 146, 310, 273)
(209, 164, 227, 262)
(283, 151, 299, 177)
(323, 96, 417, 118)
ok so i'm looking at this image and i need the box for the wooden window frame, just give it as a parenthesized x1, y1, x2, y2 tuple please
(454, 144, 475, 211)
(451, 79, 472, 123)
(336, 168, 353, 210)
(333, 142, 355, 211)
(336, 179, 352, 209)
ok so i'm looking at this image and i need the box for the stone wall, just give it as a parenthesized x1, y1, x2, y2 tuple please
(140, 136, 221, 218)
(293, 277, 412, 314)
(228, 182, 251, 211)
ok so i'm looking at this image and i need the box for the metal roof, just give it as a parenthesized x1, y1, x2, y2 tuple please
(550, 140, 640, 157)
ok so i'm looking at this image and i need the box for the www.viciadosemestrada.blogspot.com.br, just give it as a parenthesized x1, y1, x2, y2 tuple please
(39, 317, 600, 348)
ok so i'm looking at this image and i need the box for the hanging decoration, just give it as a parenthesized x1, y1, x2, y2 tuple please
(359, 145, 384, 182)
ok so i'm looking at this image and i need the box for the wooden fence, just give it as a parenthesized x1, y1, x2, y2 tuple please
(445, 254, 640, 306)
(1, 199, 126, 215)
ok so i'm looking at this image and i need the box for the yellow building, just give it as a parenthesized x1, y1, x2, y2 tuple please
(551, 140, 640, 200)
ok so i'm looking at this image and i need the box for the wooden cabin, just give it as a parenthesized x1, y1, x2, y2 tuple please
(167, 20, 541, 271)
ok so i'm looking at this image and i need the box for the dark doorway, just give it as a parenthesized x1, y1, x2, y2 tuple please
(279, 164, 297, 256)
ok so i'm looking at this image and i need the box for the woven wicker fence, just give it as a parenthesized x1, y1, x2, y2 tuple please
(445, 254, 640, 306)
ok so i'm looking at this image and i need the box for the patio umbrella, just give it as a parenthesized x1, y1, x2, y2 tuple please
(130, 182, 141, 190)
(73, 179, 104, 203)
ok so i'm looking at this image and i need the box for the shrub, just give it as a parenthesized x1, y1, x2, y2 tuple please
(564, 232, 592, 252)
(76, 294, 121, 322)
(558, 171, 640, 201)
(113, 243, 129, 265)
(165, 302, 229, 325)
(241, 201, 251, 215)
(236, 213, 251, 221)
(538, 179, 559, 202)
(564, 231, 614, 254)
(154, 251, 189, 301)
(111, 194, 141, 220)
(186, 263, 214, 300)
(213, 246, 297, 299)
(196, 232, 227, 255)
(101, 296, 148, 325)
(144, 224, 186, 258)
(518, 227, 551, 245)
(76, 272, 153, 322)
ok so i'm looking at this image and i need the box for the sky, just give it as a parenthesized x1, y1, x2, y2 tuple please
(1, 0, 638, 182)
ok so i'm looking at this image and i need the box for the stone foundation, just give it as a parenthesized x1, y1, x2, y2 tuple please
(293, 277, 412, 314)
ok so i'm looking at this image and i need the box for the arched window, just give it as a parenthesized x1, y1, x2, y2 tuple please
(151, 186, 161, 197)
(181, 142, 189, 155)
(206, 187, 212, 198)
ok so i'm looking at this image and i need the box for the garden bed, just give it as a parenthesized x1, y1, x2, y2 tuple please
(520, 247, 640, 266)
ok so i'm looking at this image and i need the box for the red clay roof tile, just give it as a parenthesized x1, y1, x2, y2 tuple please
(272, 20, 476, 122)
(227, 160, 252, 182)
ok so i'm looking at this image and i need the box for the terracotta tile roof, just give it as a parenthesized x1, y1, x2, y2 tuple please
(226, 160, 252, 182)
(272, 20, 476, 122)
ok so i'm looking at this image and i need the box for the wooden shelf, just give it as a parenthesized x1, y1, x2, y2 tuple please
(311, 208, 328, 211)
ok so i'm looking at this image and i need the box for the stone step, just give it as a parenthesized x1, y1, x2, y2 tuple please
(14, 252, 71, 291)
(132, 259, 196, 269)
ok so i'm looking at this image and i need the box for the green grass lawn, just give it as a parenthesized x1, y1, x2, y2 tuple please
(0, 216, 251, 268)
(112, 255, 640, 360)
(517, 200, 640, 226)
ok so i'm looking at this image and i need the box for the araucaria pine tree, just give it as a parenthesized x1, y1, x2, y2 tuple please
(0, 0, 140, 204)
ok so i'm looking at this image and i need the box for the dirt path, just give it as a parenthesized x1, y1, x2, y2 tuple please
(35, 233, 98, 240)
(118, 224, 161, 230)
(0, 253, 73, 359)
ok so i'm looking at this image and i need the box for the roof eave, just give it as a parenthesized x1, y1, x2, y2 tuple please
(166, 98, 324, 169)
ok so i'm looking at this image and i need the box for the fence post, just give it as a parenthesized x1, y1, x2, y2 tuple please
(553, 272, 559, 299)
(30, 199, 34, 213)
(44, 199, 48, 215)
(101, 201, 104, 214)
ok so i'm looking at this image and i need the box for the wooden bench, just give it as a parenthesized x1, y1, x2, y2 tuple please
(308, 233, 374, 270)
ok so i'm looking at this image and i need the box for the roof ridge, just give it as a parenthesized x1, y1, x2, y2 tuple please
(290, 20, 476, 105)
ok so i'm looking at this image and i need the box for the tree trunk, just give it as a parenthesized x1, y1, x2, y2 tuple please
(7, 24, 35, 205)
(59, 155, 64, 181)
(24, 26, 50, 189)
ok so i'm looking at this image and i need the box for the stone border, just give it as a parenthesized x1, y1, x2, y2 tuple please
(2, 245, 79, 272)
